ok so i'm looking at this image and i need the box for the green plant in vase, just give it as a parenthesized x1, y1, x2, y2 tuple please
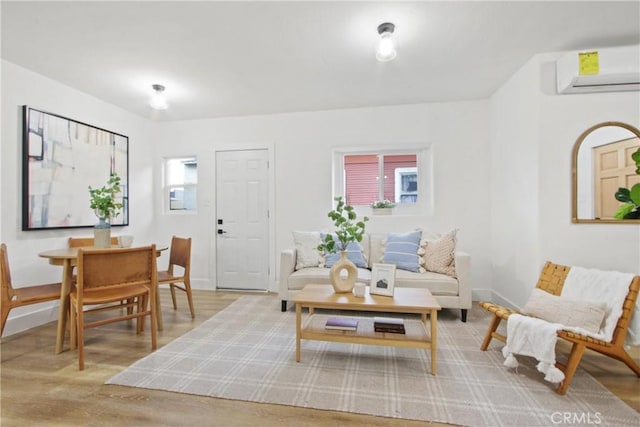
(317, 196, 369, 254)
(317, 197, 369, 293)
(614, 147, 640, 219)
(88, 173, 123, 245)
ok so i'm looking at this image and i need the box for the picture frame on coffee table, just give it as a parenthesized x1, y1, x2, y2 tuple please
(370, 263, 396, 296)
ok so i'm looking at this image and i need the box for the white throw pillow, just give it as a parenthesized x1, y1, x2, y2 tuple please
(292, 231, 322, 270)
(521, 288, 607, 334)
(422, 229, 457, 277)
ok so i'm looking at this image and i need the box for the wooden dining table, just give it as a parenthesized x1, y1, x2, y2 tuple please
(38, 245, 167, 354)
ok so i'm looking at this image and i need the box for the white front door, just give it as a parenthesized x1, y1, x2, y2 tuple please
(215, 149, 269, 290)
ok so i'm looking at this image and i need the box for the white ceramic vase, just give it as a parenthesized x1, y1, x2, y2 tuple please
(93, 217, 111, 248)
(329, 250, 357, 293)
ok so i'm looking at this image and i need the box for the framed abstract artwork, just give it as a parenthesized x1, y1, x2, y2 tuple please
(22, 106, 129, 230)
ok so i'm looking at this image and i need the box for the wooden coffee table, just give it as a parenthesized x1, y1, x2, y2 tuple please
(293, 284, 441, 374)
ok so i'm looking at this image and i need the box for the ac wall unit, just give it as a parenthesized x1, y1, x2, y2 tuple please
(556, 45, 640, 94)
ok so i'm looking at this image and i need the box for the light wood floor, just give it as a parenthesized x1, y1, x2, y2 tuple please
(1, 290, 638, 426)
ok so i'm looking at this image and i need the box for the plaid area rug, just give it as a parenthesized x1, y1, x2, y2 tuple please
(106, 296, 639, 427)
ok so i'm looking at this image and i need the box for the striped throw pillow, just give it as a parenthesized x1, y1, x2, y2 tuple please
(382, 231, 422, 272)
(320, 233, 368, 268)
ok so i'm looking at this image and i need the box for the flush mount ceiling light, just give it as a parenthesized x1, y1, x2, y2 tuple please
(149, 84, 168, 110)
(376, 22, 397, 62)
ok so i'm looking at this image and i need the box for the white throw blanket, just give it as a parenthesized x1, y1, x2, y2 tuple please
(503, 314, 565, 383)
(504, 265, 637, 383)
(561, 266, 638, 345)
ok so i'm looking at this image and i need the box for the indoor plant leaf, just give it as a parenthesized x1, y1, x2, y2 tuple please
(623, 208, 640, 219)
(631, 147, 640, 169)
(317, 197, 369, 254)
(629, 183, 640, 205)
(88, 174, 123, 219)
(614, 203, 635, 219)
(615, 187, 631, 203)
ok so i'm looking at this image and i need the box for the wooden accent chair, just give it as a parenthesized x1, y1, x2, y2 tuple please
(69, 245, 158, 370)
(157, 236, 194, 330)
(1, 243, 62, 336)
(479, 261, 640, 395)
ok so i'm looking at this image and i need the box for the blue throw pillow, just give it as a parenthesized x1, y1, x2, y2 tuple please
(321, 233, 368, 268)
(382, 231, 422, 272)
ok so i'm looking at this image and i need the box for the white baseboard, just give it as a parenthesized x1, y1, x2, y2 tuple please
(190, 278, 279, 292)
(473, 289, 520, 310)
(4, 279, 213, 339)
(3, 286, 519, 338)
(2, 305, 59, 338)
(472, 288, 493, 302)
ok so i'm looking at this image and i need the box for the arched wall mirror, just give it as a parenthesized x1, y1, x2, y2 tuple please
(572, 121, 640, 223)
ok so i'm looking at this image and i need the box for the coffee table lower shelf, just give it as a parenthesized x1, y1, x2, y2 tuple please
(297, 314, 435, 373)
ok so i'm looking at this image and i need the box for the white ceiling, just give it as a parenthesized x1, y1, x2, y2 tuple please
(2, 1, 639, 122)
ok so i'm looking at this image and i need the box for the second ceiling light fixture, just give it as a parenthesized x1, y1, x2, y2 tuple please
(376, 22, 397, 62)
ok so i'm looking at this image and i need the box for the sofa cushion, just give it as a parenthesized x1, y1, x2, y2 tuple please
(320, 234, 368, 268)
(360, 234, 370, 266)
(369, 234, 385, 268)
(393, 269, 459, 296)
(382, 231, 423, 272)
(292, 231, 322, 270)
(422, 229, 457, 277)
(287, 267, 371, 290)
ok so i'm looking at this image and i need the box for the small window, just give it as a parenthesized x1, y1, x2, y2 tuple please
(334, 146, 432, 215)
(164, 157, 197, 212)
(343, 153, 418, 205)
(395, 167, 418, 203)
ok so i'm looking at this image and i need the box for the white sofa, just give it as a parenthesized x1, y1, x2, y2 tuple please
(279, 233, 472, 321)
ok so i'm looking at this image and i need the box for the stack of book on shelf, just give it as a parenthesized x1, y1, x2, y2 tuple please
(373, 316, 405, 334)
(325, 317, 358, 331)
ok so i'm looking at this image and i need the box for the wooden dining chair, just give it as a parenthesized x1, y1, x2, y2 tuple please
(157, 236, 194, 327)
(1, 243, 62, 336)
(68, 236, 120, 278)
(68, 236, 118, 248)
(69, 245, 157, 370)
(68, 236, 122, 290)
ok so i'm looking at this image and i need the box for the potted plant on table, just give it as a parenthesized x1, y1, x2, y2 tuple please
(88, 174, 123, 248)
(317, 197, 369, 293)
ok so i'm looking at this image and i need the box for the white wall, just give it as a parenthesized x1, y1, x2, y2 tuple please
(1, 61, 493, 335)
(489, 52, 640, 308)
(0, 60, 154, 335)
(537, 52, 640, 273)
(7, 46, 638, 336)
(152, 101, 493, 295)
(488, 53, 542, 308)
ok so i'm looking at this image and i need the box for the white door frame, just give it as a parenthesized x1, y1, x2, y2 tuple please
(211, 142, 276, 292)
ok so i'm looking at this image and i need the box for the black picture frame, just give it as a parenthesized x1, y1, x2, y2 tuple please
(22, 106, 129, 230)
